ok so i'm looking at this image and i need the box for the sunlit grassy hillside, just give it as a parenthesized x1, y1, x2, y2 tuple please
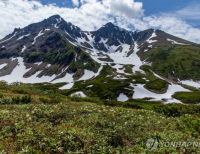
(0, 82, 200, 153)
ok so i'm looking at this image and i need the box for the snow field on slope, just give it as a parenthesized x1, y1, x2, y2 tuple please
(32, 30, 45, 45)
(131, 84, 189, 104)
(0, 58, 61, 83)
(167, 38, 190, 45)
(17, 34, 30, 40)
(0, 32, 17, 44)
(180, 80, 200, 88)
(51, 72, 74, 84)
(146, 30, 157, 43)
(59, 82, 74, 90)
(21, 45, 26, 53)
(0, 63, 8, 70)
(133, 70, 191, 103)
(85, 42, 143, 72)
(54, 17, 62, 29)
(34, 61, 43, 65)
(78, 66, 103, 81)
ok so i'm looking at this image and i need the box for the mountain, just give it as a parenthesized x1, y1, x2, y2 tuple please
(0, 14, 200, 104)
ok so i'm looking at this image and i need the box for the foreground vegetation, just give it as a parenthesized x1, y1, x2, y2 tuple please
(0, 81, 200, 153)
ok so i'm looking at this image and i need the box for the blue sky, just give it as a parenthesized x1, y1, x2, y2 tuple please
(0, 0, 200, 43)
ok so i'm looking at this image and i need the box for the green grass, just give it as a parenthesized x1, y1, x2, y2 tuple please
(182, 84, 200, 92)
(124, 65, 133, 73)
(145, 78, 169, 93)
(153, 103, 200, 117)
(172, 92, 200, 104)
(140, 65, 154, 76)
(1, 101, 200, 153)
(33, 82, 67, 91)
(59, 65, 171, 99)
(1, 81, 200, 153)
(138, 45, 200, 81)
(60, 65, 134, 100)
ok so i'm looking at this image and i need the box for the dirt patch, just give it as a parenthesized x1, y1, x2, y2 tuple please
(0, 59, 18, 77)
(23, 63, 49, 78)
(81, 42, 93, 49)
(127, 44, 134, 57)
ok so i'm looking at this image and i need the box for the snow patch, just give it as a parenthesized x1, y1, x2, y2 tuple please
(34, 61, 43, 65)
(0, 32, 17, 44)
(56, 18, 62, 23)
(131, 83, 189, 104)
(17, 33, 30, 40)
(117, 93, 129, 102)
(146, 30, 157, 43)
(54, 24, 60, 28)
(59, 82, 74, 89)
(52, 72, 74, 83)
(0, 57, 60, 83)
(78, 65, 103, 81)
(32, 30, 44, 44)
(71, 91, 86, 97)
(21, 45, 26, 53)
(181, 80, 200, 88)
(86, 42, 144, 73)
(65, 30, 74, 40)
(0, 63, 7, 70)
(167, 38, 190, 45)
(46, 64, 51, 68)
(74, 52, 77, 61)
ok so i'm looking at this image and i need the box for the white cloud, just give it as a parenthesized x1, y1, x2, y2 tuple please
(80, 0, 97, 4)
(72, 0, 79, 6)
(163, 3, 200, 20)
(0, 0, 200, 44)
(103, 0, 144, 18)
(143, 15, 200, 43)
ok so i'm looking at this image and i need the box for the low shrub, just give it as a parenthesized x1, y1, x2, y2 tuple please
(39, 95, 61, 104)
(11, 96, 32, 104)
(0, 93, 3, 98)
(153, 104, 200, 117)
(39, 97, 49, 104)
(0, 98, 12, 105)
(172, 92, 200, 104)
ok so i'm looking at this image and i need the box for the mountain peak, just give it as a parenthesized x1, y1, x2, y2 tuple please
(45, 14, 62, 24)
(47, 14, 61, 20)
(104, 22, 115, 27)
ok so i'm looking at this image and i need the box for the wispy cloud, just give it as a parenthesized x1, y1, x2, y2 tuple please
(71, 0, 79, 6)
(163, 3, 200, 20)
(0, 0, 200, 44)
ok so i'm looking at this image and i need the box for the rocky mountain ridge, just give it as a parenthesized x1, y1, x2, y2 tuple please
(0, 14, 199, 103)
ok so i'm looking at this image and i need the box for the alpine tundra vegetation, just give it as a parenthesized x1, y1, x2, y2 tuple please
(0, 13, 200, 153)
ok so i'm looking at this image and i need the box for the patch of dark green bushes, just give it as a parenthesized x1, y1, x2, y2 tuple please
(39, 95, 61, 104)
(172, 92, 200, 104)
(11, 96, 32, 104)
(153, 103, 200, 117)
